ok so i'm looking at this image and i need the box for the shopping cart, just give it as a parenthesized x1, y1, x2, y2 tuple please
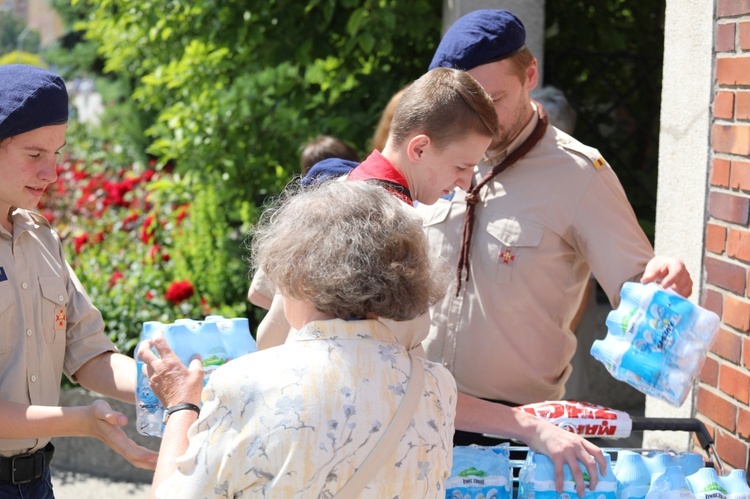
(485, 401, 725, 491)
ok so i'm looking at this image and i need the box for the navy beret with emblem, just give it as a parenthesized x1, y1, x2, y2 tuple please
(0, 64, 68, 141)
(429, 9, 526, 71)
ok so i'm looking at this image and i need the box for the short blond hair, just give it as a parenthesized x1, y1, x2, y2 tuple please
(388, 67, 499, 151)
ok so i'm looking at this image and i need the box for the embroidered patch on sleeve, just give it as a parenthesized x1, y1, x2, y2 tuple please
(54, 306, 67, 330)
(593, 157, 606, 170)
(0, 267, 6, 282)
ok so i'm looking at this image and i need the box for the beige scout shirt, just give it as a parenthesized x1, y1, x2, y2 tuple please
(0, 209, 117, 456)
(416, 110, 654, 404)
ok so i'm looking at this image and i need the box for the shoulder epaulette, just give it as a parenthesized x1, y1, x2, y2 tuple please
(557, 133, 609, 171)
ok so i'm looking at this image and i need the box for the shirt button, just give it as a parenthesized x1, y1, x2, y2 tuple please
(22, 282, 28, 289)
(30, 375, 37, 382)
(58, 295, 64, 302)
(25, 329, 32, 337)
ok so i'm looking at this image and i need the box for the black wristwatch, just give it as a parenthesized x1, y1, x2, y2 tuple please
(162, 403, 200, 424)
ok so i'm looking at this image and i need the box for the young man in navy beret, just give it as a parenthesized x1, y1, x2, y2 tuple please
(0, 65, 156, 497)
(419, 8, 693, 495)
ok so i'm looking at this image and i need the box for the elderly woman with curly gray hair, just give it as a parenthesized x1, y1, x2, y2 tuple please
(139, 180, 457, 498)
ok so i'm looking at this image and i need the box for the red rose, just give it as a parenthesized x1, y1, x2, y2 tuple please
(200, 296, 211, 315)
(140, 216, 156, 243)
(74, 233, 89, 254)
(175, 206, 189, 226)
(122, 213, 139, 231)
(165, 280, 195, 305)
(148, 244, 162, 260)
(109, 271, 124, 287)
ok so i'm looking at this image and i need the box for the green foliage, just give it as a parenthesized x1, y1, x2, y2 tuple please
(0, 12, 41, 54)
(77, 0, 441, 210)
(40, 120, 251, 356)
(169, 175, 256, 316)
(545, 0, 665, 240)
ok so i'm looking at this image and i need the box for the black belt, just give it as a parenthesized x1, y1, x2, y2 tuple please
(0, 443, 54, 484)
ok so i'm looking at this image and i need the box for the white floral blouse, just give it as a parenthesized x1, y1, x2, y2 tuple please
(156, 318, 457, 498)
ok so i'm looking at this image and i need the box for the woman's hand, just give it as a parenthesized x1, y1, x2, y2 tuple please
(137, 334, 204, 408)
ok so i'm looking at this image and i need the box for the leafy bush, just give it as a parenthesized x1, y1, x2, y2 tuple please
(75, 0, 442, 213)
(41, 120, 251, 356)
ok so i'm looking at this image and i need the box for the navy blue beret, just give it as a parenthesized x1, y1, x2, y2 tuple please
(301, 158, 359, 186)
(429, 9, 526, 71)
(0, 64, 69, 141)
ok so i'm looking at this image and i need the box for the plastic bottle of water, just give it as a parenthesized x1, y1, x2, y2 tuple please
(676, 452, 705, 477)
(135, 316, 257, 437)
(646, 466, 693, 499)
(519, 451, 616, 499)
(615, 451, 652, 499)
(686, 468, 750, 499)
(445, 444, 512, 499)
(590, 282, 720, 406)
(723, 469, 750, 499)
(642, 452, 678, 479)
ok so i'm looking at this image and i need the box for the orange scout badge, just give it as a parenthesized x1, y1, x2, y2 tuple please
(54, 306, 66, 330)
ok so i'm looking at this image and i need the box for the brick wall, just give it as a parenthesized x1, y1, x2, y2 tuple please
(699, 0, 750, 472)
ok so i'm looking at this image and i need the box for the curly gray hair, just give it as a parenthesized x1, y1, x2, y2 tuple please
(251, 181, 448, 321)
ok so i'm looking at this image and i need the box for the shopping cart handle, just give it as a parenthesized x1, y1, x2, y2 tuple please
(630, 416, 713, 450)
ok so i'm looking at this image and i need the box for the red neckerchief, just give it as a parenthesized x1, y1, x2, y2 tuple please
(348, 150, 413, 204)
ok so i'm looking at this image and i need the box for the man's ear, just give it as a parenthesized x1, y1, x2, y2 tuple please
(526, 58, 539, 92)
(406, 134, 431, 163)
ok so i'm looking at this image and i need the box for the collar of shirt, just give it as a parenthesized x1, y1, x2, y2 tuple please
(347, 149, 412, 204)
(290, 318, 401, 345)
(1, 208, 38, 240)
(481, 103, 540, 172)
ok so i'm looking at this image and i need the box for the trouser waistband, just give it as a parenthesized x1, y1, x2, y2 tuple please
(0, 443, 55, 485)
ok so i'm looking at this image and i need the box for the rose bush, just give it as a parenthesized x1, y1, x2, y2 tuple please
(40, 121, 252, 355)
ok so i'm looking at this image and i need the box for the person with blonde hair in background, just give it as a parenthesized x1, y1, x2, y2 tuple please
(370, 84, 409, 152)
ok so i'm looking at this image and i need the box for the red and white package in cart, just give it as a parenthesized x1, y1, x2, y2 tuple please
(516, 400, 633, 439)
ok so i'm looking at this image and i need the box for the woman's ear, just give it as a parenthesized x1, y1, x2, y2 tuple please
(406, 134, 431, 163)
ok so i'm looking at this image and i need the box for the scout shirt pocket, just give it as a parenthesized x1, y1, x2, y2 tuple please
(39, 276, 68, 344)
(418, 195, 454, 260)
(0, 282, 19, 353)
(486, 218, 544, 284)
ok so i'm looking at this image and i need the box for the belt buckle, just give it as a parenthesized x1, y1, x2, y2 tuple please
(10, 452, 42, 485)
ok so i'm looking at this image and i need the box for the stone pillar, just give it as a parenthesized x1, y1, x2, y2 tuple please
(645, 0, 714, 452)
(441, 0, 546, 83)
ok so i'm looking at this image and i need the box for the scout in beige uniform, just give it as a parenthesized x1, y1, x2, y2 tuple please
(418, 107, 656, 405)
(0, 64, 156, 496)
(421, 9, 693, 490)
